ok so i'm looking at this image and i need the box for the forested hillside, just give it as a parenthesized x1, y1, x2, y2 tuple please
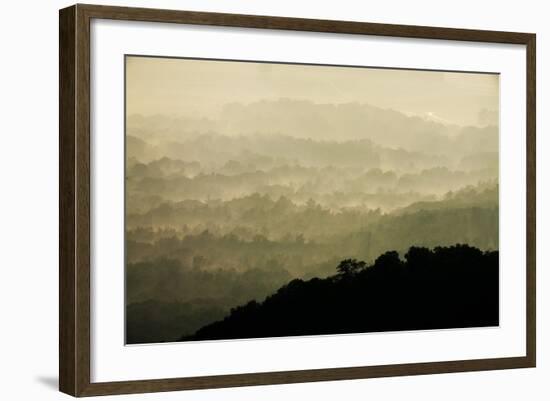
(185, 245, 499, 341)
(125, 100, 499, 344)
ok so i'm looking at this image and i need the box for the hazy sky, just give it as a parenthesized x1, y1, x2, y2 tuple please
(126, 56, 499, 127)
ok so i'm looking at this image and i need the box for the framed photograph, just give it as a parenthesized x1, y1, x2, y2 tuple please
(59, 4, 536, 397)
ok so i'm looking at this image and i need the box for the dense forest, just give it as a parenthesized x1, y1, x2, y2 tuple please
(125, 99, 499, 344)
(184, 245, 499, 341)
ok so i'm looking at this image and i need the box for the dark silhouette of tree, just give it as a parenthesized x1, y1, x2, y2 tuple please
(373, 251, 402, 271)
(336, 259, 366, 276)
(181, 244, 499, 342)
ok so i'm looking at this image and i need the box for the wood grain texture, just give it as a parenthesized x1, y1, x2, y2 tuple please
(59, 3, 536, 397)
(75, 4, 91, 396)
(78, 3, 533, 44)
(59, 5, 76, 396)
(78, 356, 533, 397)
(525, 34, 536, 367)
(59, 4, 92, 396)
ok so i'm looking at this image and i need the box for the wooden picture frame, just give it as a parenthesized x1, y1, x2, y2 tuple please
(59, 3, 536, 397)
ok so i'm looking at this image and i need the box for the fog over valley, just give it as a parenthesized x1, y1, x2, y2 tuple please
(125, 56, 499, 344)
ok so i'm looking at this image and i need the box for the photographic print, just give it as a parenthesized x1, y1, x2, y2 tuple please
(125, 56, 499, 345)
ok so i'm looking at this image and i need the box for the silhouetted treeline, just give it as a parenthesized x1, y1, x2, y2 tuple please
(126, 148, 497, 214)
(127, 182, 498, 247)
(183, 244, 499, 341)
(125, 189, 498, 343)
(126, 200, 498, 278)
(125, 103, 499, 345)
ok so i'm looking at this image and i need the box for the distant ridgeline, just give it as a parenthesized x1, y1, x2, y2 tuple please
(182, 244, 498, 341)
(125, 107, 500, 345)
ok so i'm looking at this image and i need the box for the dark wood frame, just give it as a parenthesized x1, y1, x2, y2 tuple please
(59, 3, 536, 397)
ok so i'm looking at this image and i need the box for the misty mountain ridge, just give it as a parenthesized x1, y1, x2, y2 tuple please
(126, 133, 455, 173)
(124, 99, 499, 345)
(127, 98, 497, 157)
(126, 180, 498, 246)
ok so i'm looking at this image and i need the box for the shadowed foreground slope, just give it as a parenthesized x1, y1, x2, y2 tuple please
(182, 245, 498, 341)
